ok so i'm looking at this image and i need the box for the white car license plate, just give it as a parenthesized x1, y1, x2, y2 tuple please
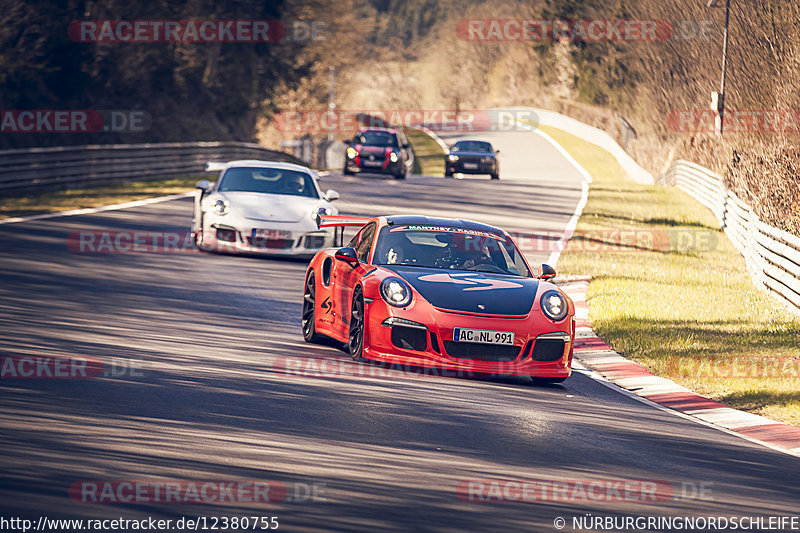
(453, 328, 514, 345)
(363, 160, 382, 166)
(252, 229, 291, 240)
(463, 162, 478, 169)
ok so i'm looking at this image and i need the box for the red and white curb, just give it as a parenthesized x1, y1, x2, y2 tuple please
(560, 278, 800, 458)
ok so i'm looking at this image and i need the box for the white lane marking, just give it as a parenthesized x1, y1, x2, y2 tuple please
(0, 192, 194, 225)
(571, 361, 800, 458)
(510, 121, 592, 267)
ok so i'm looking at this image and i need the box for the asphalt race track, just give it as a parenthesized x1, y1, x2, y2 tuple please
(1, 129, 798, 532)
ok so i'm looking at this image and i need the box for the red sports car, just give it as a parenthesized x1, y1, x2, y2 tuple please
(301, 215, 575, 383)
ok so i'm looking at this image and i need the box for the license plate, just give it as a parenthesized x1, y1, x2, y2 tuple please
(463, 162, 478, 169)
(363, 160, 382, 167)
(453, 328, 514, 345)
(252, 229, 291, 240)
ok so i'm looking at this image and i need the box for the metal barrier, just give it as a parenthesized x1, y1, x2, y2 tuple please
(0, 141, 305, 194)
(660, 159, 800, 310)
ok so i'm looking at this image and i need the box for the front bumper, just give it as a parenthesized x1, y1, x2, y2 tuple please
(345, 156, 404, 175)
(445, 158, 497, 175)
(362, 297, 574, 378)
(198, 224, 334, 256)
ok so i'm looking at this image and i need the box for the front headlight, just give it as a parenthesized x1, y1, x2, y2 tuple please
(389, 152, 399, 162)
(540, 290, 568, 321)
(448, 154, 459, 162)
(380, 277, 412, 307)
(346, 147, 357, 159)
(482, 156, 492, 163)
(212, 199, 231, 215)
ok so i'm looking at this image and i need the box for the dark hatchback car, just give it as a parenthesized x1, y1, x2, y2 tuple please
(344, 127, 412, 179)
(445, 140, 500, 180)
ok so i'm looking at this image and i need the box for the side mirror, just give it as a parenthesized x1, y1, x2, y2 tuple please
(335, 246, 359, 266)
(196, 180, 211, 193)
(325, 189, 340, 201)
(403, 142, 410, 149)
(494, 149, 500, 154)
(538, 264, 556, 280)
(344, 139, 351, 145)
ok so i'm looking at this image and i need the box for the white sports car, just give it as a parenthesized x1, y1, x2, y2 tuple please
(192, 160, 340, 256)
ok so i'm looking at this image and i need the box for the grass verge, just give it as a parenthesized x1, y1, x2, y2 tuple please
(404, 126, 446, 177)
(540, 125, 800, 427)
(0, 177, 202, 220)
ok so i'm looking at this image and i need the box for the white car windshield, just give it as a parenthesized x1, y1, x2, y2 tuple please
(374, 225, 531, 277)
(218, 167, 318, 198)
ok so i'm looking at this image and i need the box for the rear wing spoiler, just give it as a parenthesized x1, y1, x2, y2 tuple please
(205, 162, 227, 172)
(315, 214, 373, 247)
(315, 214, 373, 230)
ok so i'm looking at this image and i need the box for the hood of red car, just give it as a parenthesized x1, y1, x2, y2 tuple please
(386, 266, 538, 316)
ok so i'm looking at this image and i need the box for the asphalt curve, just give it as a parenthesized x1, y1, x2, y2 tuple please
(1, 129, 798, 532)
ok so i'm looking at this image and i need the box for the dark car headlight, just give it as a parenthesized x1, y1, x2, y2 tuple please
(540, 290, 568, 321)
(380, 277, 412, 307)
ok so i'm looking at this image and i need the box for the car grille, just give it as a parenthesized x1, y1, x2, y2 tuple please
(246, 237, 294, 250)
(443, 341, 520, 362)
(304, 235, 325, 249)
(530, 339, 566, 362)
(390, 326, 428, 351)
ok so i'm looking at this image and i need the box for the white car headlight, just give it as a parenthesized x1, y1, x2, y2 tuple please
(346, 147, 357, 159)
(540, 290, 568, 321)
(448, 154, 459, 162)
(212, 199, 231, 215)
(380, 277, 412, 307)
(389, 152, 399, 162)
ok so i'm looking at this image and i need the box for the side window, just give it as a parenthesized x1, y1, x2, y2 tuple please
(355, 223, 376, 263)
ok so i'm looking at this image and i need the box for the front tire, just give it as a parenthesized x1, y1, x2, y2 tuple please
(343, 166, 354, 176)
(349, 288, 366, 361)
(302, 271, 325, 343)
(490, 173, 499, 180)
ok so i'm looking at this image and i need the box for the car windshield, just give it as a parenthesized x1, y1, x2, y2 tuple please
(374, 225, 531, 277)
(452, 141, 492, 153)
(354, 131, 398, 147)
(217, 167, 318, 198)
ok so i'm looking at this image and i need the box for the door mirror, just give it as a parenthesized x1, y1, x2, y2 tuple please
(344, 139, 351, 145)
(335, 246, 359, 266)
(196, 180, 211, 193)
(325, 189, 340, 201)
(538, 264, 556, 281)
(494, 149, 500, 154)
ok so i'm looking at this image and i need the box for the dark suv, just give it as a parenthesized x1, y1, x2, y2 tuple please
(344, 127, 412, 179)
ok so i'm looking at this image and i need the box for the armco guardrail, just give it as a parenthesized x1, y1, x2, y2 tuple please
(0, 141, 305, 194)
(660, 159, 800, 310)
